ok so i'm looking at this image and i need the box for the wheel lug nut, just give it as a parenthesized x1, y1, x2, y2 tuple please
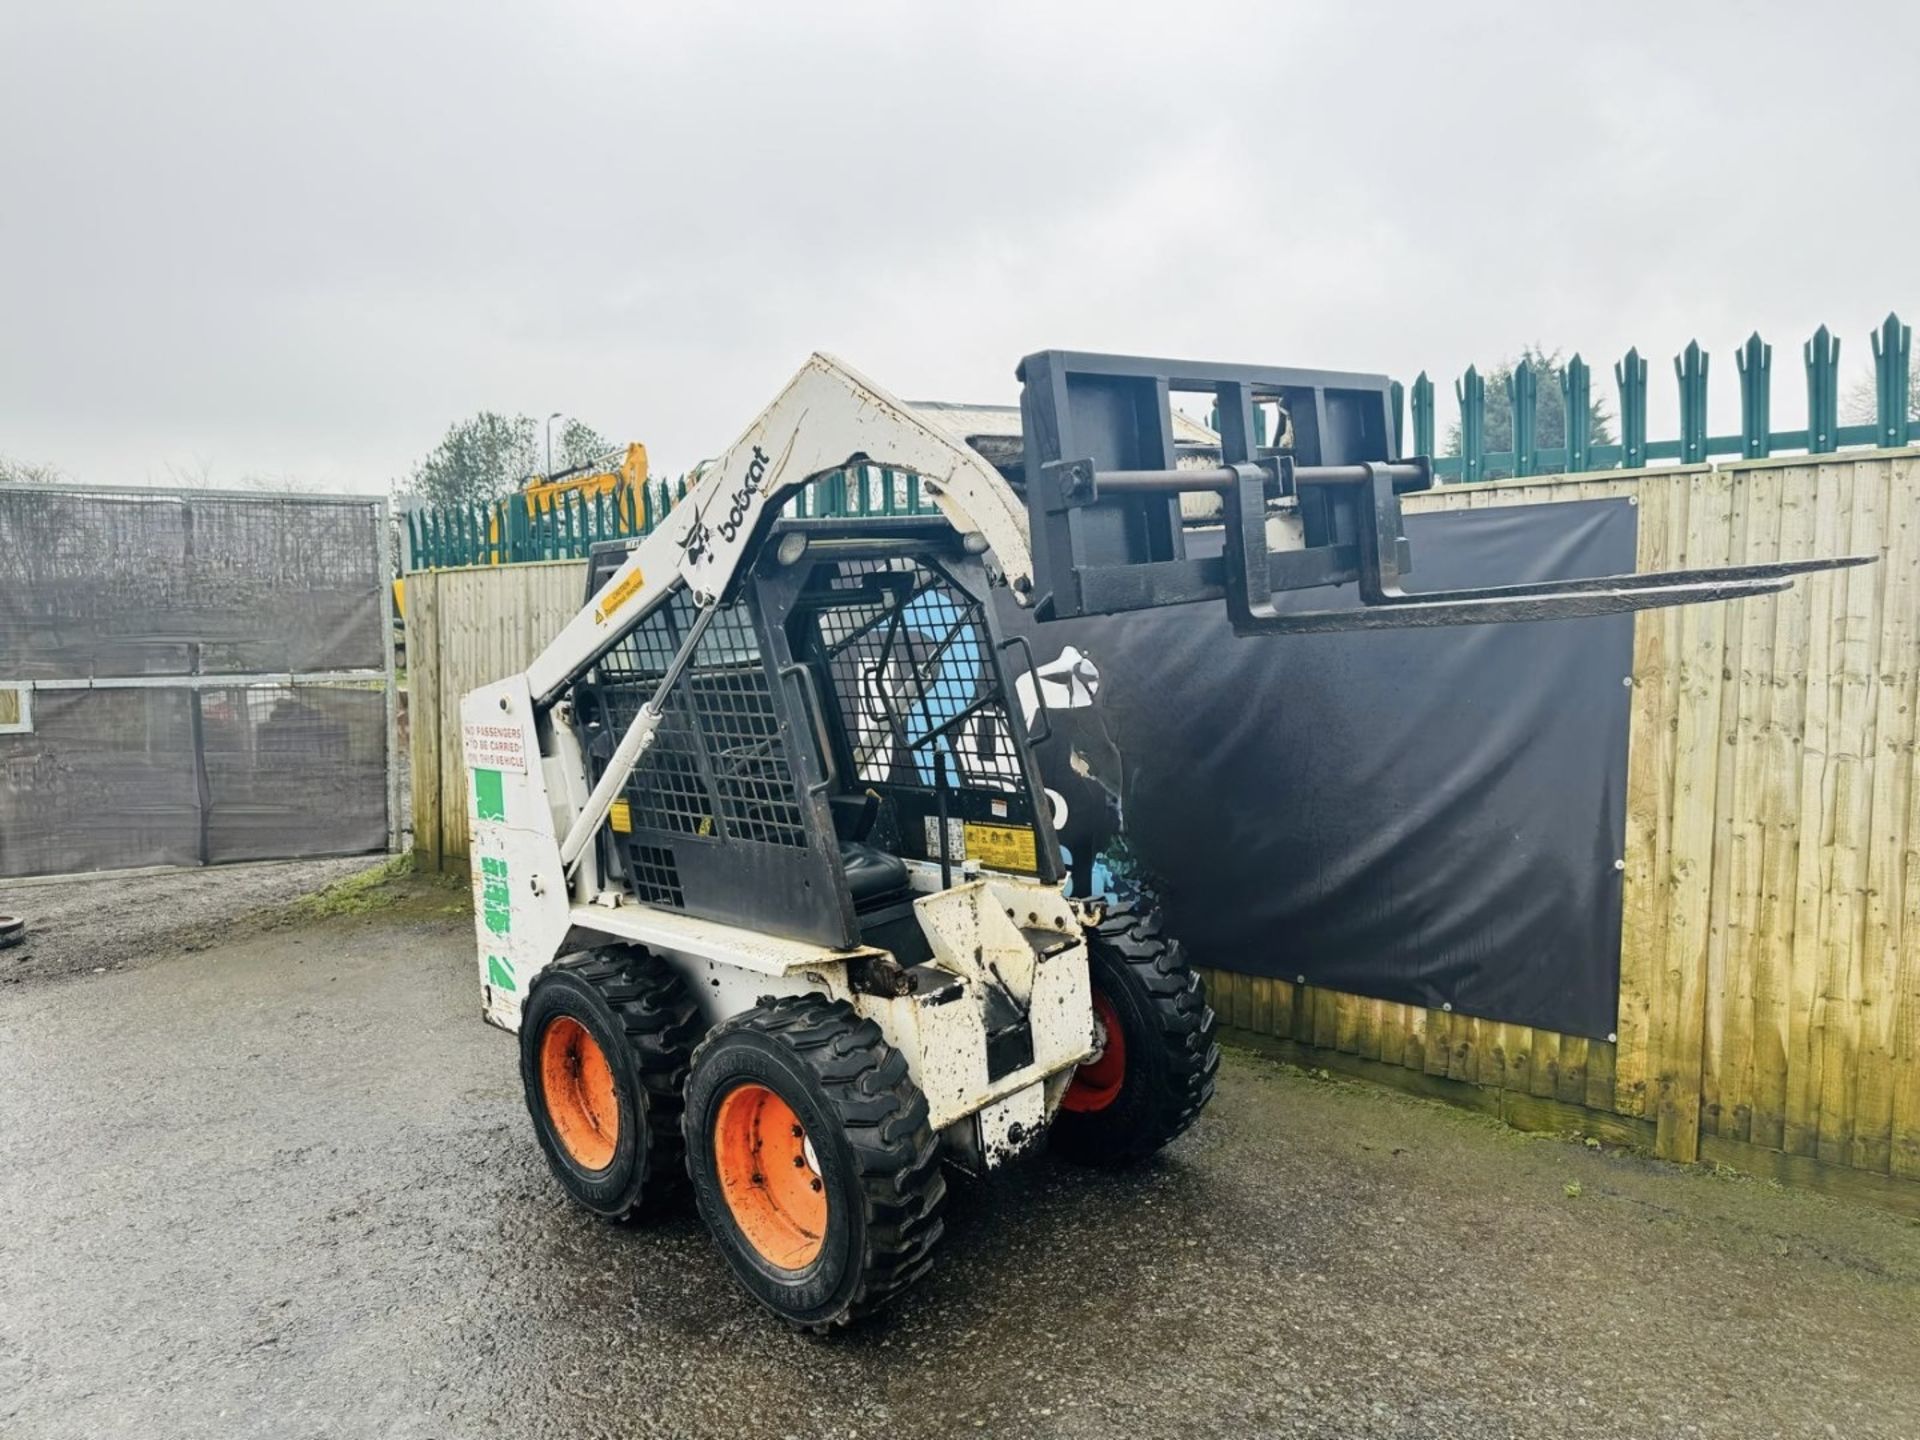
(792, 1154, 806, 1167)
(810, 1178, 822, 1192)
(791, 1124, 803, 1138)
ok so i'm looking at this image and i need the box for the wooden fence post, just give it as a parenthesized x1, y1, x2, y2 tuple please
(409, 571, 444, 872)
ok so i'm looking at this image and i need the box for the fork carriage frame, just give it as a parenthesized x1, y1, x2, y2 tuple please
(1015, 349, 1847, 633)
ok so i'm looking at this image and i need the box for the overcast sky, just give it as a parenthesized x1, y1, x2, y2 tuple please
(2, 1, 1914, 493)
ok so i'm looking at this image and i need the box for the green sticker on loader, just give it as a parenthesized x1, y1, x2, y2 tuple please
(481, 855, 512, 936)
(486, 954, 516, 991)
(473, 767, 506, 822)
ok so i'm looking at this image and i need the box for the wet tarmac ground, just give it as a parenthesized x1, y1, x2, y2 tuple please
(3, 893, 1917, 1440)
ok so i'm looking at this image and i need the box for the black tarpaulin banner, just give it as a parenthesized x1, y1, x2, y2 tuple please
(995, 497, 1637, 1041)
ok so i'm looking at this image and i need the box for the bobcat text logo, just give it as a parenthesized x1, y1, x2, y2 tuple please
(716, 445, 771, 545)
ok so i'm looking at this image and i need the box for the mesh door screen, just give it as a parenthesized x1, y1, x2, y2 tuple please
(584, 590, 808, 910)
(811, 558, 1023, 793)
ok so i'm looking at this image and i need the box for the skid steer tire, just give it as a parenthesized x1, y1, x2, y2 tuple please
(520, 948, 702, 1222)
(682, 995, 946, 1331)
(1052, 900, 1220, 1167)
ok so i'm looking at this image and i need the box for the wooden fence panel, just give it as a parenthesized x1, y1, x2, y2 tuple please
(407, 560, 588, 866)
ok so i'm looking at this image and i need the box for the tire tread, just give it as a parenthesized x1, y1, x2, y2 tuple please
(688, 995, 946, 1329)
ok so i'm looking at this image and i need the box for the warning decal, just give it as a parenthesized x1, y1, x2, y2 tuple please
(963, 822, 1039, 874)
(463, 722, 527, 774)
(593, 567, 646, 624)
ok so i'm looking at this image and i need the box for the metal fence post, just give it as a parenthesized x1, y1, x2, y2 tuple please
(1411, 372, 1436, 460)
(1675, 340, 1709, 464)
(1455, 366, 1486, 483)
(1805, 324, 1840, 455)
(1873, 311, 1912, 449)
(1562, 355, 1592, 474)
(1509, 359, 1537, 477)
(1737, 331, 1772, 459)
(1616, 348, 1648, 470)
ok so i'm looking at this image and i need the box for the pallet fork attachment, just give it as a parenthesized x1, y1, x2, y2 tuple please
(1017, 350, 1873, 634)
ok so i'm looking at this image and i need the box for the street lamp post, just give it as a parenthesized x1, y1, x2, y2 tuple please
(544, 412, 563, 479)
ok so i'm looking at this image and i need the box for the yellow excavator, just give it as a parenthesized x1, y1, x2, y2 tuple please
(522, 441, 650, 516)
(394, 443, 650, 617)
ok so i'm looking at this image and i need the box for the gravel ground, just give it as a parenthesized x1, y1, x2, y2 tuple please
(0, 856, 380, 985)
(2, 879, 1916, 1440)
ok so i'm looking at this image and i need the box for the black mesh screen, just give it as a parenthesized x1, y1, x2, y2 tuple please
(586, 590, 807, 895)
(810, 559, 1022, 794)
(628, 844, 685, 907)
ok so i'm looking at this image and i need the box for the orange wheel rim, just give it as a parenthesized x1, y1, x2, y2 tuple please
(713, 1082, 827, 1270)
(1063, 990, 1126, 1113)
(539, 1016, 620, 1170)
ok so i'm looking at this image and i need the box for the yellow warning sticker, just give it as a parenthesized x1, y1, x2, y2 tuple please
(963, 822, 1039, 874)
(609, 799, 632, 833)
(593, 567, 646, 624)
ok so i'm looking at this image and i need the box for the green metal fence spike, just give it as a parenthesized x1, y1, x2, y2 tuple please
(1675, 340, 1709, 464)
(1804, 324, 1840, 454)
(1872, 311, 1912, 448)
(1455, 366, 1486, 483)
(1736, 331, 1773, 459)
(1411, 372, 1436, 460)
(1562, 355, 1592, 474)
(1615, 347, 1648, 470)
(1389, 380, 1405, 455)
(1508, 358, 1538, 477)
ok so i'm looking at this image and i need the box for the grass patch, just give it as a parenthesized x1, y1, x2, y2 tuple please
(286, 854, 417, 919)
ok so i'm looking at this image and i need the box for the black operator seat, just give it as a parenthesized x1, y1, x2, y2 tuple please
(840, 839, 910, 906)
(828, 787, 910, 906)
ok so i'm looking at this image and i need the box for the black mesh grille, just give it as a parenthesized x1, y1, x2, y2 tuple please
(811, 559, 1022, 793)
(627, 843, 684, 907)
(586, 591, 806, 864)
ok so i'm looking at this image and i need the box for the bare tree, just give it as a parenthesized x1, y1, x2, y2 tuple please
(0, 455, 66, 484)
(1842, 368, 1920, 427)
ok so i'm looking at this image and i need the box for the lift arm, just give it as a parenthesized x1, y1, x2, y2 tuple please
(526, 353, 1032, 710)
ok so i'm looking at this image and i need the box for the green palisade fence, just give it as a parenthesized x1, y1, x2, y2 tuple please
(1422, 312, 1913, 482)
(404, 465, 938, 572)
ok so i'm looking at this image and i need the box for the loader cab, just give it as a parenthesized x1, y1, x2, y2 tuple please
(573, 519, 1061, 953)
